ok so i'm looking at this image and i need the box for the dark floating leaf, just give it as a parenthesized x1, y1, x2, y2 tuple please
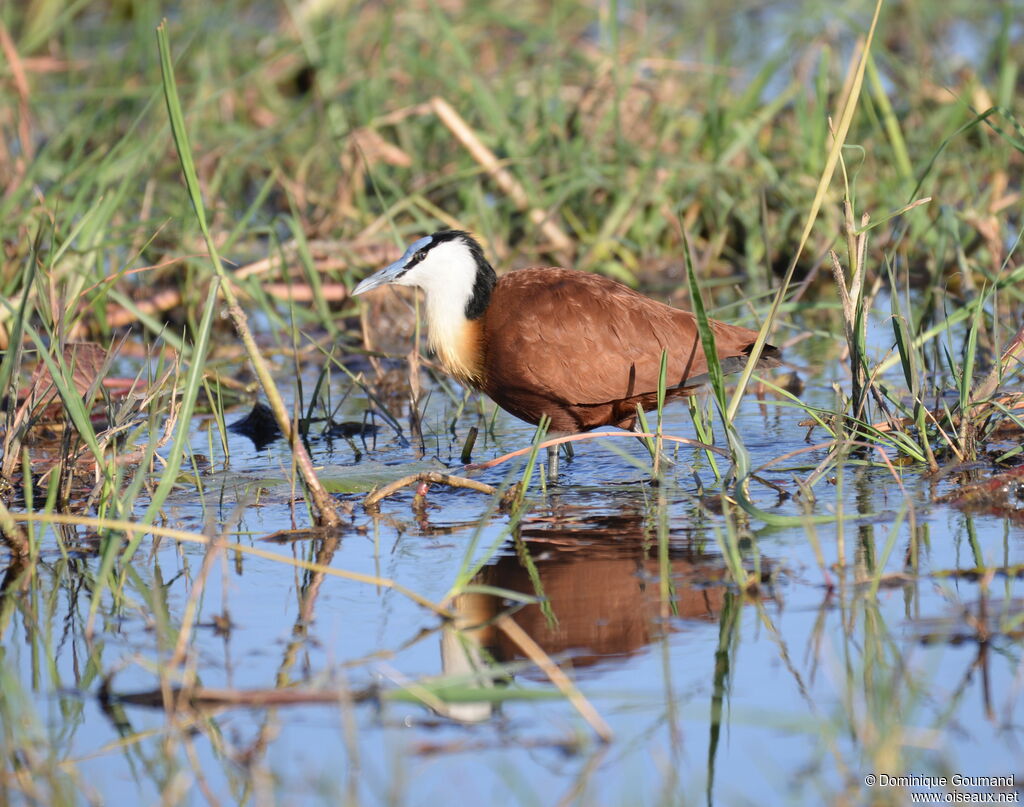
(261, 527, 343, 543)
(325, 420, 379, 439)
(106, 684, 379, 710)
(288, 63, 316, 96)
(229, 402, 281, 449)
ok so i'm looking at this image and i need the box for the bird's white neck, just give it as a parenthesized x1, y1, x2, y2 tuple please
(397, 240, 486, 384)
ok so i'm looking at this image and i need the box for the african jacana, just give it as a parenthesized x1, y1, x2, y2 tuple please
(353, 231, 781, 473)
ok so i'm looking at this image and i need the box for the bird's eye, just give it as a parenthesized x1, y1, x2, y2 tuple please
(412, 250, 426, 263)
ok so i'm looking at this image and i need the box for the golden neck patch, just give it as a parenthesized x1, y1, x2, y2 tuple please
(428, 315, 484, 386)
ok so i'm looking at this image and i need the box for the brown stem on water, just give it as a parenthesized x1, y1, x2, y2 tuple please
(363, 471, 499, 511)
(111, 684, 378, 709)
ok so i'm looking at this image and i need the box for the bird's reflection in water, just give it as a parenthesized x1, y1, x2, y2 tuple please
(439, 500, 763, 722)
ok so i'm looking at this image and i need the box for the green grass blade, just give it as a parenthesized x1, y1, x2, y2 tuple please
(727, 0, 884, 421)
(137, 279, 219, 532)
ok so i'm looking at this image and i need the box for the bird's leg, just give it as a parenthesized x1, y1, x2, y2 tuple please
(546, 445, 559, 480)
(545, 441, 574, 482)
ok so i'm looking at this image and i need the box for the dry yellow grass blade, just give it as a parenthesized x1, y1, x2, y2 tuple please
(14, 512, 450, 617)
(496, 614, 613, 742)
(431, 96, 574, 255)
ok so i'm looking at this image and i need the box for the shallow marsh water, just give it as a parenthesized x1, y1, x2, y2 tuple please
(3, 322, 1022, 806)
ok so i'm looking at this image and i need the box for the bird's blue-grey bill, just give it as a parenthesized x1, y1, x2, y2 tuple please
(352, 260, 406, 296)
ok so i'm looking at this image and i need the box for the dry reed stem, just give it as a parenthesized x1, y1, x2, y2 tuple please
(496, 614, 613, 742)
(234, 240, 398, 280)
(0, 21, 34, 174)
(430, 96, 574, 255)
(12, 512, 450, 617)
(96, 288, 185, 332)
(169, 523, 230, 670)
(258, 282, 349, 302)
(363, 471, 498, 511)
(222, 301, 344, 527)
(750, 439, 910, 500)
(829, 250, 854, 335)
(971, 321, 1024, 410)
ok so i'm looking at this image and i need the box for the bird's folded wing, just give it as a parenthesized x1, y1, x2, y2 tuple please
(483, 268, 763, 407)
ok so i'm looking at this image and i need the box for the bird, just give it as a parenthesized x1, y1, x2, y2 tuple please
(352, 230, 781, 473)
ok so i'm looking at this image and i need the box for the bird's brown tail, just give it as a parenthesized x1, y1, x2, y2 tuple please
(747, 342, 782, 370)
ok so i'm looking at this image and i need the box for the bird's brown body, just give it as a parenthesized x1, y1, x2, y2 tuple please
(441, 268, 779, 433)
(353, 231, 781, 437)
